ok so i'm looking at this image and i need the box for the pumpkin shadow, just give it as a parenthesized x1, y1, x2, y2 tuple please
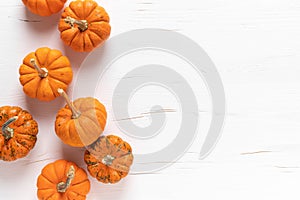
(60, 145, 86, 167)
(0, 156, 40, 181)
(63, 46, 90, 69)
(90, 177, 132, 199)
(24, 96, 65, 119)
(24, 7, 62, 34)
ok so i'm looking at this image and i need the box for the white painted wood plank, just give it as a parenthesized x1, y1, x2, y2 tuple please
(1, 0, 300, 199)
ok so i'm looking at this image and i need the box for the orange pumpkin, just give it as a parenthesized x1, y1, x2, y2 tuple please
(84, 135, 134, 184)
(19, 47, 73, 101)
(37, 159, 90, 200)
(58, 0, 111, 52)
(0, 106, 38, 161)
(55, 89, 107, 147)
(22, 0, 67, 16)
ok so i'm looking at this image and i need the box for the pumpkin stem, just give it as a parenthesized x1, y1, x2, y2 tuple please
(57, 165, 75, 193)
(64, 16, 88, 32)
(102, 155, 115, 166)
(1, 116, 18, 140)
(58, 88, 81, 119)
(30, 58, 48, 78)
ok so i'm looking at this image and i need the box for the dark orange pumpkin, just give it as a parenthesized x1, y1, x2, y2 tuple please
(0, 106, 38, 161)
(22, 0, 67, 16)
(84, 135, 134, 184)
(58, 0, 111, 52)
(37, 159, 90, 200)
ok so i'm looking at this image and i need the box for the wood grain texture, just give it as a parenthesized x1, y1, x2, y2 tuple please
(1, 0, 300, 199)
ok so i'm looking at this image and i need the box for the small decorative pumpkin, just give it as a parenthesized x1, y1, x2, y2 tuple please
(0, 106, 38, 161)
(55, 89, 107, 147)
(19, 47, 73, 101)
(58, 0, 111, 52)
(22, 0, 67, 16)
(84, 135, 134, 184)
(37, 159, 90, 200)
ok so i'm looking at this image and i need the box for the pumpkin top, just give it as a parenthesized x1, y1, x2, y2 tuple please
(55, 89, 107, 147)
(0, 106, 38, 161)
(37, 159, 90, 200)
(19, 47, 73, 101)
(84, 135, 134, 184)
(58, 0, 111, 52)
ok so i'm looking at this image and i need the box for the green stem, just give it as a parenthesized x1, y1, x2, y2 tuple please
(1, 116, 18, 140)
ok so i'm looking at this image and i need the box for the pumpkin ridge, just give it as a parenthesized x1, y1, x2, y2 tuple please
(95, 108, 107, 119)
(95, 113, 106, 130)
(20, 73, 37, 85)
(64, 121, 72, 141)
(70, 178, 90, 187)
(46, 77, 66, 96)
(37, 189, 57, 200)
(68, 30, 80, 47)
(14, 139, 30, 151)
(25, 76, 41, 98)
(63, 9, 79, 22)
(83, 1, 97, 19)
(20, 64, 37, 75)
(89, 28, 106, 41)
(48, 76, 68, 87)
(76, 115, 100, 143)
(36, 78, 55, 100)
(43, 0, 51, 14)
(45, 190, 58, 200)
(46, 56, 62, 69)
(47, 0, 64, 14)
(86, 31, 97, 48)
(34, 0, 38, 16)
(68, 3, 81, 19)
(86, 7, 109, 23)
(85, 9, 98, 22)
(46, 78, 59, 97)
(54, 160, 68, 183)
(14, 135, 36, 148)
(43, 47, 52, 67)
(67, 191, 86, 199)
(33, 53, 44, 69)
(37, 187, 56, 192)
(79, 113, 103, 132)
(48, 66, 72, 74)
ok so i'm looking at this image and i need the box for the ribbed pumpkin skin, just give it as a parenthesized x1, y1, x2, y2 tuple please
(58, 0, 111, 52)
(19, 47, 73, 101)
(37, 159, 90, 200)
(22, 0, 67, 16)
(0, 106, 38, 161)
(84, 135, 134, 184)
(55, 97, 107, 147)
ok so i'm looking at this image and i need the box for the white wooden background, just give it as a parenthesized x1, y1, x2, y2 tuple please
(1, 0, 300, 199)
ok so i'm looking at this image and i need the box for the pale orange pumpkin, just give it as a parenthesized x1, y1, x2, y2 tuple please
(55, 89, 107, 147)
(84, 135, 134, 184)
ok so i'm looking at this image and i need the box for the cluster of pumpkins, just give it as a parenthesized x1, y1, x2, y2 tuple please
(0, 0, 134, 199)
